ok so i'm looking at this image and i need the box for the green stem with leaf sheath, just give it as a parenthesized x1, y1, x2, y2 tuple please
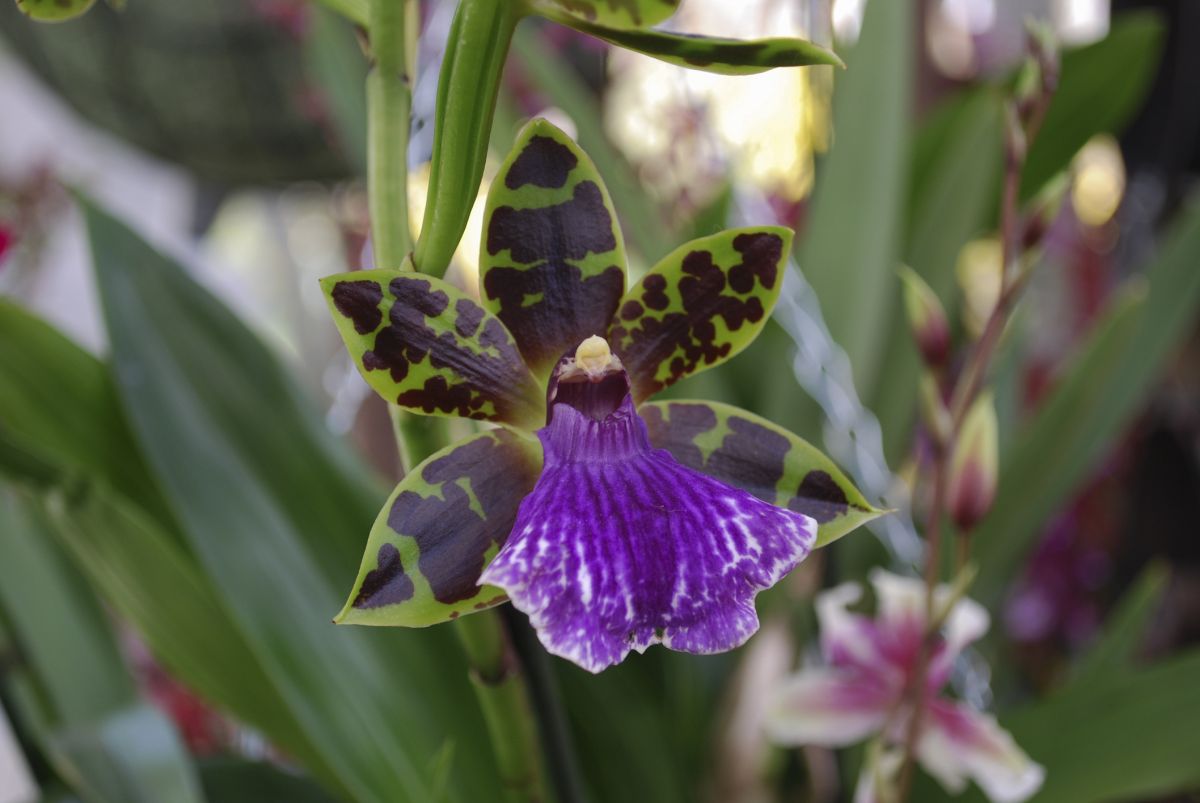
(365, 3, 551, 801)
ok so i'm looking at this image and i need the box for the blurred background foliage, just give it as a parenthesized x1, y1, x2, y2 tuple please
(0, 0, 1198, 802)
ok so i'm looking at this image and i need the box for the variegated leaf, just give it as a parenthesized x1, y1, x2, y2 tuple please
(481, 119, 627, 379)
(544, 12, 845, 74)
(14, 0, 96, 22)
(609, 226, 792, 400)
(641, 400, 886, 546)
(336, 428, 543, 627)
(321, 267, 544, 428)
(530, 0, 679, 30)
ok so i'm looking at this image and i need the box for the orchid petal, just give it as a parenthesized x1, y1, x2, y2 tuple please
(321, 268, 544, 427)
(609, 227, 792, 401)
(815, 582, 882, 670)
(481, 395, 816, 672)
(918, 699, 1046, 803)
(641, 399, 885, 547)
(480, 119, 627, 379)
(766, 668, 893, 748)
(336, 429, 542, 626)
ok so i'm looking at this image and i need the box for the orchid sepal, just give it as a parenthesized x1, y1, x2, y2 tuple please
(321, 265, 544, 428)
(610, 227, 793, 401)
(336, 428, 543, 627)
(641, 399, 886, 546)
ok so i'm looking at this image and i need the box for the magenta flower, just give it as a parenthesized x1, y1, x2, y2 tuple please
(767, 570, 1044, 802)
(321, 120, 882, 672)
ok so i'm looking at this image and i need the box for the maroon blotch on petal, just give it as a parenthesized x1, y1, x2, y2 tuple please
(354, 543, 415, 608)
(505, 134, 578, 190)
(790, 470, 849, 524)
(331, 280, 384, 335)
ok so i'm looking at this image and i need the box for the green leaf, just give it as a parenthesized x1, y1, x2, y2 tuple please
(1072, 563, 1167, 687)
(1004, 651, 1200, 803)
(83, 199, 503, 803)
(303, 6, 368, 174)
(974, 199, 1200, 604)
(198, 757, 338, 803)
(796, 0, 912, 391)
(480, 118, 628, 379)
(871, 91, 1002, 458)
(530, 0, 679, 29)
(47, 704, 206, 803)
(609, 226, 793, 400)
(539, 9, 843, 74)
(13, 0, 95, 22)
(1021, 11, 1164, 200)
(44, 485, 340, 795)
(321, 266, 545, 427)
(0, 487, 204, 803)
(640, 400, 885, 546)
(0, 300, 174, 529)
(0, 487, 133, 723)
(338, 428, 541, 627)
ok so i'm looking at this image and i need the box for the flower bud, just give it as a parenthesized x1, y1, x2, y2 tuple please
(947, 392, 998, 532)
(899, 265, 950, 368)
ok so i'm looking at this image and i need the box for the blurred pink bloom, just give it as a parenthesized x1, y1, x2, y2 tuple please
(767, 570, 1044, 803)
(0, 224, 12, 263)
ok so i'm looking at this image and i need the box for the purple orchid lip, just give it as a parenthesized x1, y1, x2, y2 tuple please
(482, 335, 819, 672)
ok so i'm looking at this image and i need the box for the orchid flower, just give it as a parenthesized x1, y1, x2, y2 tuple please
(766, 570, 1045, 803)
(321, 119, 882, 672)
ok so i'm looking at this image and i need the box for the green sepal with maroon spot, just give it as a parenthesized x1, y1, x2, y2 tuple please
(480, 118, 627, 380)
(336, 428, 543, 627)
(320, 265, 544, 428)
(541, 10, 845, 74)
(529, 0, 679, 30)
(641, 400, 887, 547)
(609, 226, 793, 401)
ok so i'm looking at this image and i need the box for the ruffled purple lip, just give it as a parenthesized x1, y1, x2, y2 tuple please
(481, 347, 817, 672)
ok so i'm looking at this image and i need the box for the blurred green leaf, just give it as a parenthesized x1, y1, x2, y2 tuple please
(82, 199, 501, 803)
(871, 92, 1002, 459)
(0, 487, 204, 803)
(974, 199, 1200, 604)
(1021, 11, 1164, 200)
(45, 484, 340, 794)
(48, 704, 205, 803)
(797, 0, 912, 391)
(0, 299, 173, 529)
(304, 5, 369, 175)
(198, 757, 338, 803)
(1072, 563, 1168, 687)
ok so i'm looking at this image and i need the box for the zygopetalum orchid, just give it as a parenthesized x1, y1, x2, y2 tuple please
(321, 119, 882, 672)
(766, 570, 1045, 803)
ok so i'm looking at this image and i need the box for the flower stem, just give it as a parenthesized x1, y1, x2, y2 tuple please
(367, 0, 414, 271)
(454, 610, 554, 803)
(895, 34, 1057, 802)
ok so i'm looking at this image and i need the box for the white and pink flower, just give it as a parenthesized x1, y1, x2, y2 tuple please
(766, 570, 1044, 803)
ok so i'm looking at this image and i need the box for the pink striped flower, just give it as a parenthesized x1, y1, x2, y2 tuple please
(767, 570, 1044, 803)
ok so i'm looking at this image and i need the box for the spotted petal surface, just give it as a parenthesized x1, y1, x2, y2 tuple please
(337, 429, 543, 627)
(321, 268, 544, 427)
(481, 119, 627, 378)
(480, 395, 817, 672)
(640, 400, 885, 546)
(609, 227, 792, 400)
(541, 12, 844, 75)
(529, 0, 679, 29)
